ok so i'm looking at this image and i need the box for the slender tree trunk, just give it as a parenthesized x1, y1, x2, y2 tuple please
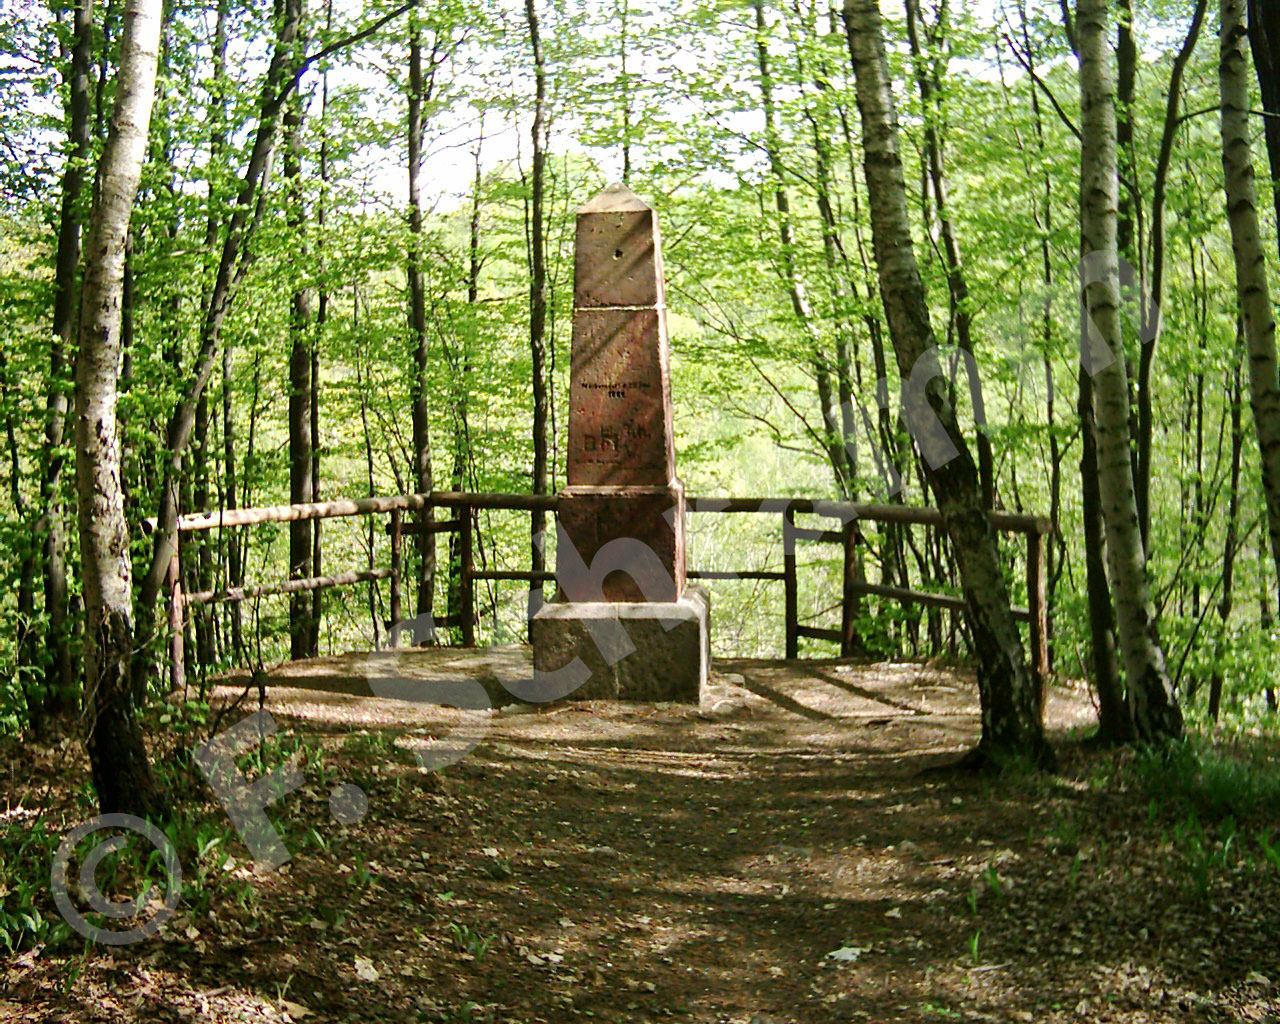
(1, 352, 42, 736)
(903, 0, 994, 509)
(192, 390, 216, 670)
(1077, 0, 1182, 742)
(617, 0, 632, 184)
(285, 53, 315, 661)
(753, 0, 851, 496)
(525, 0, 549, 614)
(1208, 350, 1244, 720)
(1222, 0, 1280, 603)
(75, 0, 165, 817)
(133, 0, 305, 690)
(1139, 0, 1210, 553)
(843, 0, 1051, 767)
(1246, 0, 1280, 254)
(449, 135, 483, 631)
(407, 0, 435, 631)
(312, 14, 330, 655)
(1080, 371, 1130, 740)
(1053, 6, 1126, 730)
(43, 0, 95, 713)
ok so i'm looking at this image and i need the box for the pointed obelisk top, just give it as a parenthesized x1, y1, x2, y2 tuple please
(577, 181, 652, 214)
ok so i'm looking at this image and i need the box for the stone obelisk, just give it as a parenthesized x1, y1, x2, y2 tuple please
(530, 184, 710, 701)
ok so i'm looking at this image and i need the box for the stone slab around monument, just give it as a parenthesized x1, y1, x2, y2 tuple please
(529, 584, 710, 702)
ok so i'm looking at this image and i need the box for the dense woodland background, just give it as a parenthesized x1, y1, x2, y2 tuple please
(1, 0, 1279, 769)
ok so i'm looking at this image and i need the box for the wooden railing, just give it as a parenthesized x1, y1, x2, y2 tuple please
(149, 493, 1049, 689)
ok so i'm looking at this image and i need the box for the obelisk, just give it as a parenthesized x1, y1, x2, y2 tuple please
(530, 184, 710, 701)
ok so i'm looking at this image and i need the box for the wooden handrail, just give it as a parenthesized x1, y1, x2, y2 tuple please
(160, 490, 1052, 686)
(185, 567, 393, 606)
(146, 491, 1049, 536)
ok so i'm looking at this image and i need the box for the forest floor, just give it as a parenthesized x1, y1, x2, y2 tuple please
(4, 649, 1280, 1024)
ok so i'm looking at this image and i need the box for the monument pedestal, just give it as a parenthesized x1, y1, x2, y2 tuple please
(530, 584, 709, 702)
(532, 182, 710, 705)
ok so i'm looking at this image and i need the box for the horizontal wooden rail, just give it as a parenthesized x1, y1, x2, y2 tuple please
(185, 567, 393, 606)
(844, 580, 1031, 623)
(687, 570, 787, 581)
(390, 518, 464, 536)
(687, 497, 1049, 535)
(151, 492, 1049, 536)
(797, 625, 843, 643)
(149, 491, 561, 534)
(470, 569, 557, 583)
(789, 526, 846, 544)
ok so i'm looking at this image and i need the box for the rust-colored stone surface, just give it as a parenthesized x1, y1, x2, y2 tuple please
(567, 308, 673, 487)
(558, 183, 686, 602)
(573, 185, 666, 309)
(556, 484, 686, 603)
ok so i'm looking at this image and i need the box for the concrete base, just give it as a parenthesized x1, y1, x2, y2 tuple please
(530, 584, 710, 702)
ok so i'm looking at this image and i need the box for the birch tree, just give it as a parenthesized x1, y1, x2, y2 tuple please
(1075, 0, 1181, 742)
(1221, 0, 1280, 599)
(843, 0, 1051, 768)
(75, 0, 165, 816)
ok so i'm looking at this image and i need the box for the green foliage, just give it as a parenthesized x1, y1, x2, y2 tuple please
(449, 920, 496, 959)
(0, 817, 71, 953)
(1132, 738, 1280, 821)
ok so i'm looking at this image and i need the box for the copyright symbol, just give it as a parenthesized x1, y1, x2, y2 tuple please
(50, 813, 182, 946)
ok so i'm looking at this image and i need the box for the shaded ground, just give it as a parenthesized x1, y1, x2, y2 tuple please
(4, 650, 1279, 1023)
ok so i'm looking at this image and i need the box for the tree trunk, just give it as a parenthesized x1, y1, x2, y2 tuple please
(1139, 0, 1210, 554)
(1246, 0, 1280, 255)
(903, 0, 994, 509)
(406, 0, 436, 634)
(449, 133, 483, 632)
(285, 53, 315, 661)
(843, 0, 1051, 767)
(525, 0, 549, 616)
(752, 0, 852, 497)
(1076, 0, 1182, 742)
(1208, 347, 1244, 720)
(312, 14, 330, 655)
(1080, 371, 1130, 740)
(43, 0, 95, 713)
(75, 0, 165, 817)
(1, 351, 43, 736)
(1223, 0, 1280, 603)
(133, 0, 306, 692)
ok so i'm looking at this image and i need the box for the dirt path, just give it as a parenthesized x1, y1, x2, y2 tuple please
(7, 653, 1279, 1023)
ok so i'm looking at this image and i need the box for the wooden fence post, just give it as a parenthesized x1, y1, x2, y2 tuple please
(167, 537, 185, 693)
(1026, 528, 1049, 685)
(783, 506, 798, 659)
(460, 503, 476, 647)
(840, 520, 862, 658)
(389, 508, 402, 647)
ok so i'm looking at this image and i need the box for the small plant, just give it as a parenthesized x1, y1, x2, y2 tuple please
(1132, 738, 1280, 821)
(981, 862, 1003, 898)
(966, 929, 981, 965)
(344, 730, 392, 759)
(964, 886, 978, 916)
(1259, 828, 1280, 871)
(349, 856, 377, 890)
(446, 1000, 484, 1023)
(450, 921, 496, 959)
